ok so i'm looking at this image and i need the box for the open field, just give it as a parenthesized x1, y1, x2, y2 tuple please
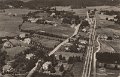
(5, 46, 29, 59)
(0, 9, 75, 37)
(31, 37, 60, 49)
(0, 13, 22, 35)
(22, 22, 74, 37)
(0, 9, 38, 37)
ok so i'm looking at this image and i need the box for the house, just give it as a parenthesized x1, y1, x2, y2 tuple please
(42, 61, 52, 71)
(19, 33, 26, 39)
(26, 53, 34, 60)
(28, 18, 39, 23)
(2, 64, 13, 73)
(100, 34, 108, 40)
(79, 40, 88, 44)
(82, 28, 87, 32)
(3, 41, 13, 48)
(24, 38, 31, 45)
(50, 12, 56, 17)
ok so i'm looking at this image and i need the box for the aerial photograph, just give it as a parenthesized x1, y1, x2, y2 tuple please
(0, 0, 120, 77)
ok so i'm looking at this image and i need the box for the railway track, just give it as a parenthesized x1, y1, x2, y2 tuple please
(82, 12, 96, 77)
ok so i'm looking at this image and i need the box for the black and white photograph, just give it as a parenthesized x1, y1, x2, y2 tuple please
(0, 0, 120, 77)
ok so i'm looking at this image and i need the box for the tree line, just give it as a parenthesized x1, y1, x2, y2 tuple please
(0, 0, 120, 9)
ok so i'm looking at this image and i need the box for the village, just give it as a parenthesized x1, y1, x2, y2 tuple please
(0, 4, 91, 77)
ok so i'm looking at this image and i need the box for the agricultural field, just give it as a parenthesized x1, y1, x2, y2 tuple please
(22, 22, 75, 37)
(0, 9, 38, 37)
(31, 37, 60, 49)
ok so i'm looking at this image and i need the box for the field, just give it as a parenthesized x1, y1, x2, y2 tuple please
(32, 37, 60, 49)
(22, 22, 75, 37)
(96, 13, 120, 36)
(0, 9, 38, 37)
(5, 46, 29, 59)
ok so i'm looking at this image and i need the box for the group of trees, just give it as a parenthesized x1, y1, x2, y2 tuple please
(11, 47, 46, 73)
(96, 52, 120, 64)
(1, 0, 119, 9)
(0, 50, 7, 71)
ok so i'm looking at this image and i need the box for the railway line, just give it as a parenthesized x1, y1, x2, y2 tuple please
(82, 12, 96, 77)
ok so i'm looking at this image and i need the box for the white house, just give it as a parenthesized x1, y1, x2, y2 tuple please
(79, 40, 88, 44)
(2, 65, 13, 73)
(3, 41, 13, 48)
(50, 12, 56, 17)
(24, 38, 31, 45)
(26, 53, 34, 60)
(100, 34, 108, 40)
(19, 33, 26, 38)
(82, 28, 87, 32)
(42, 61, 52, 71)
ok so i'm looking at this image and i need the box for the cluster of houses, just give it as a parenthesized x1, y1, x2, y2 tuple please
(100, 33, 120, 40)
(99, 10, 118, 22)
(22, 7, 81, 28)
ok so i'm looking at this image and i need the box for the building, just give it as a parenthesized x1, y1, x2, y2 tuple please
(2, 64, 13, 73)
(42, 61, 52, 71)
(24, 38, 31, 45)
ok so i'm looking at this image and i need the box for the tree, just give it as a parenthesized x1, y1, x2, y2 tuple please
(68, 57, 73, 64)
(0, 50, 7, 67)
(59, 55, 63, 60)
(59, 64, 64, 72)
(50, 66, 56, 73)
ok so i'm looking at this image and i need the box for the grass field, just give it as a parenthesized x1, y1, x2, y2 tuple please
(22, 22, 75, 37)
(0, 9, 75, 38)
(0, 9, 38, 37)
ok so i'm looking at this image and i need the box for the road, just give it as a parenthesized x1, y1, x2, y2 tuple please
(82, 12, 97, 77)
(93, 35, 100, 77)
(48, 23, 82, 56)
